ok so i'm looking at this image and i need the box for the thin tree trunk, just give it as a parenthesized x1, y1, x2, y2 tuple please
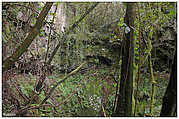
(114, 3, 136, 116)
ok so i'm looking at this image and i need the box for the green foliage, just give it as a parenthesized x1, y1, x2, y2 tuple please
(118, 18, 124, 27)
(32, 18, 37, 25)
(39, 29, 46, 37)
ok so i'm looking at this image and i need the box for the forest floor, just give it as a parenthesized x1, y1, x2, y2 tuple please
(2, 69, 170, 117)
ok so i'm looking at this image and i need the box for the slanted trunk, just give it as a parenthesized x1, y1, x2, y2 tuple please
(160, 40, 177, 116)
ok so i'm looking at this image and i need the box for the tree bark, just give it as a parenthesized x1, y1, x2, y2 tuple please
(3, 2, 53, 72)
(114, 3, 135, 116)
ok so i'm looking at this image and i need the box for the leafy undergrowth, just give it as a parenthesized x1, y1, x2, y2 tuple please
(2, 64, 169, 117)
(2, 66, 117, 117)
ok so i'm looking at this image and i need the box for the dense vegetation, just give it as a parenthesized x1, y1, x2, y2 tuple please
(2, 2, 177, 117)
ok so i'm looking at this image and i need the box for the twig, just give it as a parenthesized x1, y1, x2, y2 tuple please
(17, 104, 52, 115)
(102, 104, 107, 117)
(12, 81, 29, 103)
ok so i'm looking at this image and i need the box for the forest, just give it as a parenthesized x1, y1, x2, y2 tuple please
(2, 2, 177, 117)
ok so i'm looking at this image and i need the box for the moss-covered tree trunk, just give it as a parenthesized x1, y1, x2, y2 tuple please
(114, 3, 135, 116)
(160, 35, 177, 116)
(3, 2, 53, 72)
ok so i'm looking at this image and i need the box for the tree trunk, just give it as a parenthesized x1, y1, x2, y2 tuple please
(114, 3, 136, 116)
(160, 35, 177, 116)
